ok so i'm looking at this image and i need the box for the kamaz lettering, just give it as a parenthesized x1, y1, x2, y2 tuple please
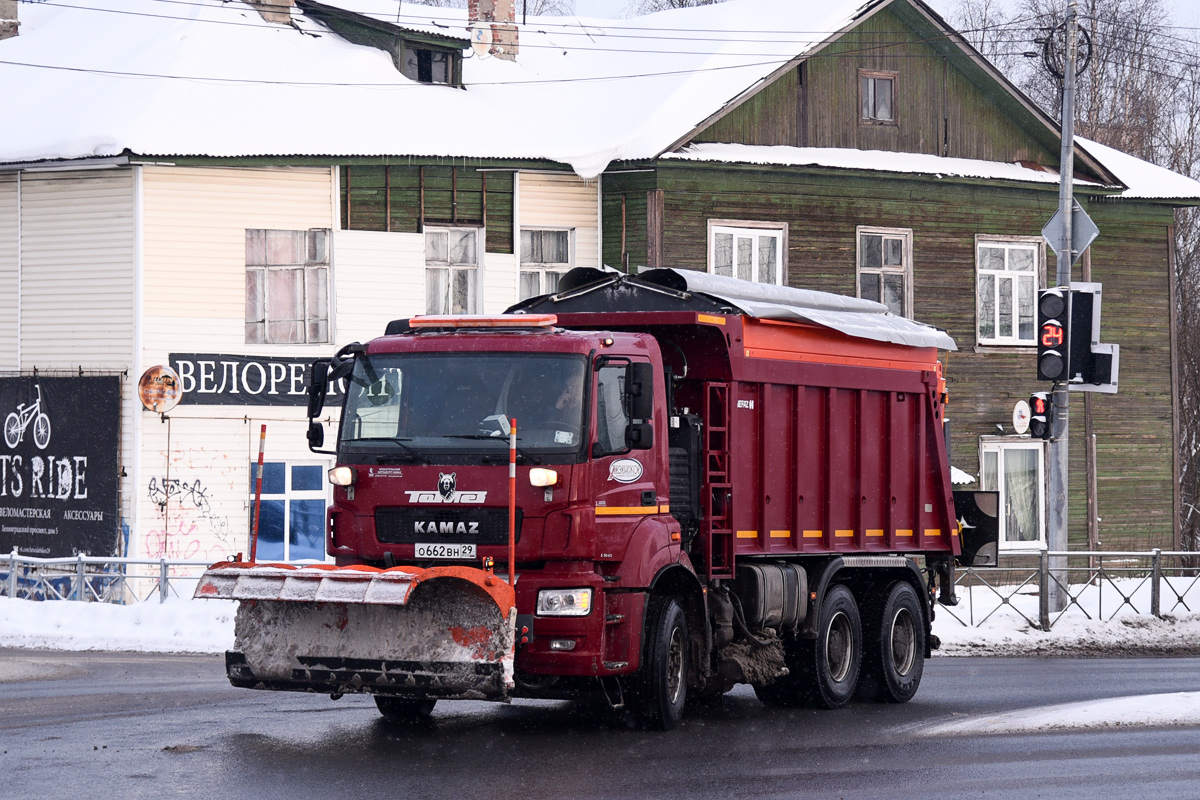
(414, 520, 481, 535)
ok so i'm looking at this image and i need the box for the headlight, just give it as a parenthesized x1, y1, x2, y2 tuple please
(536, 588, 592, 616)
(529, 468, 559, 487)
(328, 466, 355, 486)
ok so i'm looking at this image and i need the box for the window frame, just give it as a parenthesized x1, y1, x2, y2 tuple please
(244, 228, 331, 346)
(706, 220, 789, 286)
(979, 437, 1047, 552)
(519, 227, 574, 300)
(250, 459, 333, 563)
(855, 225, 913, 318)
(975, 235, 1047, 349)
(859, 69, 898, 125)
(424, 225, 482, 315)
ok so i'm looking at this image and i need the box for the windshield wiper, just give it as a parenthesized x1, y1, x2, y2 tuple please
(341, 437, 431, 464)
(443, 434, 542, 465)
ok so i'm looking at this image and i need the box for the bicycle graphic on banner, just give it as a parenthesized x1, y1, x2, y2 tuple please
(4, 384, 52, 450)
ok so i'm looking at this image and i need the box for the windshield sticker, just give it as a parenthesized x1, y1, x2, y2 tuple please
(367, 467, 404, 478)
(554, 430, 574, 444)
(405, 472, 487, 504)
(608, 459, 643, 483)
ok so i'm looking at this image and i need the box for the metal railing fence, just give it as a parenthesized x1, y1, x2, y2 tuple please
(1, 549, 215, 604)
(3, 548, 1199, 627)
(940, 549, 1200, 630)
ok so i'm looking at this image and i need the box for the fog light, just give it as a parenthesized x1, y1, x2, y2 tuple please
(529, 468, 559, 487)
(328, 466, 355, 486)
(549, 639, 576, 651)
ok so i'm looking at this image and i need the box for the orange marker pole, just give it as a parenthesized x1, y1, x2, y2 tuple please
(508, 418, 517, 586)
(250, 424, 267, 563)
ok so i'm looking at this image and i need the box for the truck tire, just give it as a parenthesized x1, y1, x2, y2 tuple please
(629, 596, 688, 730)
(809, 584, 861, 709)
(858, 581, 924, 704)
(375, 695, 437, 722)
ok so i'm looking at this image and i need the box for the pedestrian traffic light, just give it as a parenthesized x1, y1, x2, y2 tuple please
(1037, 288, 1070, 381)
(1029, 391, 1052, 439)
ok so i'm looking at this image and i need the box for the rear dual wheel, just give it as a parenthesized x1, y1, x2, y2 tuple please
(755, 584, 861, 709)
(858, 581, 925, 704)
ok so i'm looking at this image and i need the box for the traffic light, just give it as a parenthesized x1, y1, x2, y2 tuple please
(1029, 391, 1052, 439)
(1036, 288, 1070, 381)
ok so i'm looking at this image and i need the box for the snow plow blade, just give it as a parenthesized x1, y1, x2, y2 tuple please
(194, 562, 517, 701)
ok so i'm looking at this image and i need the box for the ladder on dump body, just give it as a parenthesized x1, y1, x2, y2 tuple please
(702, 382, 733, 579)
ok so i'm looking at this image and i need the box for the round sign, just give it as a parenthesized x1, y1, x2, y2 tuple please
(138, 365, 182, 413)
(1013, 399, 1031, 435)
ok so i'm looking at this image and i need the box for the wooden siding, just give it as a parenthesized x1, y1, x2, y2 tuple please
(340, 164, 515, 254)
(0, 175, 16, 370)
(604, 162, 1175, 551)
(517, 172, 599, 270)
(333, 229, 425, 343)
(601, 172, 655, 270)
(20, 171, 135, 369)
(686, 6, 1060, 169)
(141, 165, 333, 355)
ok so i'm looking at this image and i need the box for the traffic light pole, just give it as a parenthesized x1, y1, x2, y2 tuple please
(1048, 0, 1079, 613)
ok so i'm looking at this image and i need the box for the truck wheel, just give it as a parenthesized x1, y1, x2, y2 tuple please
(630, 596, 688, 730)
(810, 584, 861, 709)
(858, 581, 924, 704)
(375, 695, 437, 722)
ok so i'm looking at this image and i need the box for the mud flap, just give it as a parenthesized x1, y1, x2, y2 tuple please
(196, 563, 517, 701)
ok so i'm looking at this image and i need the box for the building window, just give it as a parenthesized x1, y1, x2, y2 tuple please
(708, 222, 786, 285)
(401, 47, 451, 84)
(856, 226, 912, 317)
(977, 238, 1042, 346)
(980, 440, 1045, 551)
(245, 229, 330, 345)
(251, 461, 330, 562)
(520, 228, 571, 300)
(860, 70, 896, 123)
(426, 227, 479, 314)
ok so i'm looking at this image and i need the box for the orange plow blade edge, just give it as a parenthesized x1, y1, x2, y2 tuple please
(195, 562, 517, 701)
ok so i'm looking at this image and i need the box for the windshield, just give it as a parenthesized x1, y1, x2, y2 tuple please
(338, 352, 587, 462)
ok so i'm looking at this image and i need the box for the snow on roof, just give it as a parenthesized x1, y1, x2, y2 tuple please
(1077, 137, 1200, 202)
(2, 0, 1198, 201)
(0, 0, 874, 177)
(663, 142, 1092, 188)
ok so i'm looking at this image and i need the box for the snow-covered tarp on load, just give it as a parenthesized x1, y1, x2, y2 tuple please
(638, 268, 957, 351)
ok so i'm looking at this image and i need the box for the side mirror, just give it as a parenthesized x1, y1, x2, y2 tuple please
(628, 362, 654, 420)
(307, 360, 329, 419)
(626, 422, 653, 450)
(307, 420, 325, 449)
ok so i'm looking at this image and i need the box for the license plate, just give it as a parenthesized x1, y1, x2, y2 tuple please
(414, 542, 476, 559)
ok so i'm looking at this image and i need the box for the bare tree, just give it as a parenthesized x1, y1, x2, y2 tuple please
(948, 0, 1024, 78)
(625, 0, 725, 12)
(408, 0, 576, 14)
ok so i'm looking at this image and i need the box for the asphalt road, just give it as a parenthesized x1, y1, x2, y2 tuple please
(2, 650, 1199, 799)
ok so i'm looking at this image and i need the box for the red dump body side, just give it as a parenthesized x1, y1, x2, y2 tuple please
(551, 310, 959, 577)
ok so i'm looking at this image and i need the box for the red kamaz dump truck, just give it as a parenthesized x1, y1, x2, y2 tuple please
(196, 267, 975, 730)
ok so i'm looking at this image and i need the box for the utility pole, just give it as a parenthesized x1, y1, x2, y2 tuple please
(1048, 0, 1079, 613)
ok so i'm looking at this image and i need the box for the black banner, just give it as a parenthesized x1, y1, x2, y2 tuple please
(169, 353, 343, 407)
(0, 376, 121, 557)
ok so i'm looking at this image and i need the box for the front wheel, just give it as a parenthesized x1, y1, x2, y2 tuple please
(629, 596, 688, 730)
(33, 413, 51, 449)
(375, 695, 437, 723)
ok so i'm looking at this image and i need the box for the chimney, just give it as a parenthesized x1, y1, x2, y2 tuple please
(0, 0, 18, 41)
(249, 0, 294, 26)
(468, 0, 518, 62)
